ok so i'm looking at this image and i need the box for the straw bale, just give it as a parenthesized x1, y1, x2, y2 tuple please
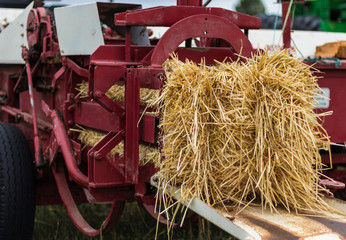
(76, 82, 159, 106)
(154, 50, 333, 214)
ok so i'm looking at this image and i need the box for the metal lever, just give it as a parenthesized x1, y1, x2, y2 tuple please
(22, 47, 45, 167)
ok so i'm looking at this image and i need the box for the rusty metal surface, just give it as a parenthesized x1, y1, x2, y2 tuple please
(219, 197, 346, 240)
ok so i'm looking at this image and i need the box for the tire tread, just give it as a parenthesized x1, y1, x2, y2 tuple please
(0, 124, 35, 240)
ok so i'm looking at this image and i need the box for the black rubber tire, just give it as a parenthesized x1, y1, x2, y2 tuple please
(0, 124, 36, 240)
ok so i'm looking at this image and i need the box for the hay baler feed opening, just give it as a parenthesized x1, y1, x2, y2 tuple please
(0, 1, 345, 239)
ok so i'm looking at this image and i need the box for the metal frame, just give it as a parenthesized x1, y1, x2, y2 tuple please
(0, 0, 345, 238)
(0, 2, 256, 236)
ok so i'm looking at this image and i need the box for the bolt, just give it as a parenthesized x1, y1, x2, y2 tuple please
(95, 153, 102, 160)
(89, 152, 94, 158)
(95, 90, 102, 98)
(67, 105, 74, 112)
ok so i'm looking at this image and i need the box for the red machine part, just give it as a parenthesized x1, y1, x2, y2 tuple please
(26, 7, 40, 51)
(279, 1, 346, 199)
(53, 161, 125, 236)
(149, 14, 254, 67)
(0, 2, 263, 236)
(49, 4, 255, 236)
(114, 6, 261, 29)
(22, 47, 44, 167)
(317, 66, 346, 199)
(2, 0, 345, 238)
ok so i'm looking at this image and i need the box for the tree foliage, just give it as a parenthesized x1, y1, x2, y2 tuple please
(236, 0, 266, 16)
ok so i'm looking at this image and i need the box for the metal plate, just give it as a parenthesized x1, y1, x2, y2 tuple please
(54, 3, 104, 56)
(0, 2, 33, 64)
(54, 2, 149, 56)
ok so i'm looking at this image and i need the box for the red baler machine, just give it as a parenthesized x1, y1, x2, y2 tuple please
(0, 1, 345, 239)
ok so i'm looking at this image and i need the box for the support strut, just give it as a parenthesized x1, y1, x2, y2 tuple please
(42, 100, 125, 236)
(53, 162, 125, 236)
(42, 100, 89, 187)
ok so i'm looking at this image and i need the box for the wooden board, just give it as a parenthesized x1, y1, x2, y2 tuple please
(315, 41, 346, 58)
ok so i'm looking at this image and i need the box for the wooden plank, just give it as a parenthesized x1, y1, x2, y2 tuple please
(315, 41, 346, 58)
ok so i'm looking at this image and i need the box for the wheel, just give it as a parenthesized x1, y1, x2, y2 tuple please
(0, 123, 36, 240)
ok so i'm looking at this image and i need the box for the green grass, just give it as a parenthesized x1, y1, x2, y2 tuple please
(33, 202, 235, 240)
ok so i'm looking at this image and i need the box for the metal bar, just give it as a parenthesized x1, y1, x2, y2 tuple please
(114, 6, 261, 29)
(42, 101, 89, 187)
(51, 65, 66, 88)
(65, 57, 89, 78)
(124, 69, 139, 184)
(50, 109, 88, 187)
(13, 67, 25, 93)
(93, 131, 124, 159)
(282, 1, 291, 49)
(125, 27, 131, 62)
(52, 162, 125, 236)
(22, 47, 44, 167)
(0, 105, 52, 130)
(95, 95, 126, 117)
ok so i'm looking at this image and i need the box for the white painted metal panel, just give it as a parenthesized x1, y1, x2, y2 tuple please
(0, 2, 33, 64)
(0, 8, 23, 25)
(248, 29, 346, 58)
(54, 3, 104, 56)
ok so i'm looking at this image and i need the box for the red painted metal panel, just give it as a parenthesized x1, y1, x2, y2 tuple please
(314, 67, 346, 143)
(150, 14, 254, 67)
(90, 45, 153, 65)
(89, 155, 125, 187)
(177, 0, 202, 6)
(74, 102, 155, 143)
(92, 65, 126, 94)
(124, 69, 140, 184)
(322, 154, 346, 165)
(88, 187, 133, 202)
(175, 47, 237, 64)
(92, 45, 239, 69)
(114, 6, 261, 29)
(139, 113, 156, 143)
(75, 102, 122, 132)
